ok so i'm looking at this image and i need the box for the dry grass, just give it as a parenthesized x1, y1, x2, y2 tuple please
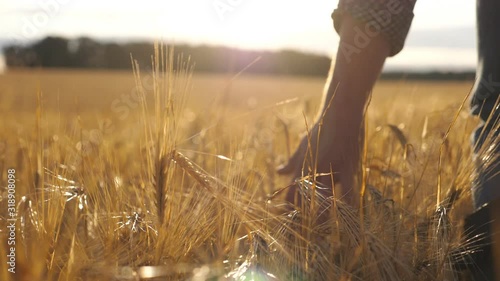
(0, 45, 481, 280)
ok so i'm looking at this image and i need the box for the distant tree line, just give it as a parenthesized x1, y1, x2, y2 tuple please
(3, 36, 332, 76)
(381, 71, 475, 81)
(3, 36, 476, 80)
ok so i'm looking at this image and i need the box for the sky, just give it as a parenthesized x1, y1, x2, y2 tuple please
(0, 0, 476, 72)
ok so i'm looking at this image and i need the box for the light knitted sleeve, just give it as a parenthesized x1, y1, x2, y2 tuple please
(332, 0, 417, 56)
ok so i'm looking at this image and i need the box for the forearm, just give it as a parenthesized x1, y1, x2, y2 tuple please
(323, 0, 416, 126)
(320, 14, 390, 136)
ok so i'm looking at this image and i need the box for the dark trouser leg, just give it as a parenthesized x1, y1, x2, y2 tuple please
(470, 0, 500, 209)
(462, 0, 500, 280)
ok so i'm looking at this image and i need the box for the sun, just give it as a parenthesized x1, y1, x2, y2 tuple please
(205, 1, 336, 51)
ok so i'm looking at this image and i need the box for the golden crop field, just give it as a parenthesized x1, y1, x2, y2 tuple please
(0, 51, 481, 280)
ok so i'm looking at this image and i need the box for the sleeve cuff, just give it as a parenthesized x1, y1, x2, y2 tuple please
(332, 0, 416, 57)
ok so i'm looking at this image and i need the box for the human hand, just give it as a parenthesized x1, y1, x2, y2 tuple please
(277, 122, 336, 204)
(277, 119, 360, 208)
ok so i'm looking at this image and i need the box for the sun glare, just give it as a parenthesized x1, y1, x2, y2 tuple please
(150, 1, 334, 51)
(216, 1, 332, 49)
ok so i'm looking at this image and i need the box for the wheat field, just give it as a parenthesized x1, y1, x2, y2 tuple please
(0, 48, 481, 280)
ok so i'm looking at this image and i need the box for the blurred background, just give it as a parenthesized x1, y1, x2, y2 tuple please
(0, 2, 481, 281)
(0, 0, 476, 74)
